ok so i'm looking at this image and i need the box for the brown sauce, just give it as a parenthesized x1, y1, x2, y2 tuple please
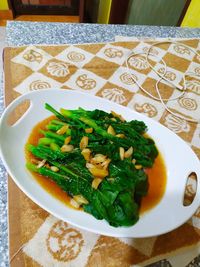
(26, 116, 73, 207)
(26, 116, 167, 213)
(140, 153, 166, 213)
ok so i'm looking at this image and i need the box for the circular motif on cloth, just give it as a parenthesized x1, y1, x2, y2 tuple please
(67, 51, 85, 62)
(120, 72, 137, 85)
(178, 97, 197, 110)
(46, 221, 84, 262)
(29, 80, 51, 90)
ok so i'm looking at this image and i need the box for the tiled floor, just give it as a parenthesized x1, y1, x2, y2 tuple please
(0, 14, 79, 26)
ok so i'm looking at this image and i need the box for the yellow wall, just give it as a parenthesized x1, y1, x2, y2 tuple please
(98, 0, 112, 24)
(181, 0, 200, 27)
(0, 0, 9, 10)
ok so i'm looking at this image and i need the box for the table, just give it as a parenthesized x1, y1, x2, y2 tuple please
(0, 21, 200, 267)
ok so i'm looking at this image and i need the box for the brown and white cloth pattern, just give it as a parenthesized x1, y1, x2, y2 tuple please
(3, 38, 200, 267)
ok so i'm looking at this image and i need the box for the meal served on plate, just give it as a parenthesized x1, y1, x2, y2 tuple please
(26, 103, 166, 227)
(1, 89, 199, 237)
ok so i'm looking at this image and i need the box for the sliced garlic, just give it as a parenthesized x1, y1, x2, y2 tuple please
(56, 125, 69, 135)
(107, 125, 116, 135)
(124, 147, 133, 158)
(73, 195, 88, 205)
(64, 135, 71, 145)
(61, 144, 74, 152)
(119, 147, 125, 160)
(50, 166, 59, 172)
(92, 178, 102, 189)
(80, 136, 89, 150)
(70, 198, 80, 209)
(37, 159, 46, 168)
(85, 128, 93, 133)
(135, 164, 142, 170)
(81, 148, 91, 161)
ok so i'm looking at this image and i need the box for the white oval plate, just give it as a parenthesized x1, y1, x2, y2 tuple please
(0, 89, 200, 238)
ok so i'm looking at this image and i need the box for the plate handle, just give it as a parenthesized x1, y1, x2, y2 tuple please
(180, 170, 200, 214)
(1, 94, 33, 130)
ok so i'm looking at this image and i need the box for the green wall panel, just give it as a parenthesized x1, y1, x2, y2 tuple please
(127, 0, 187, 26)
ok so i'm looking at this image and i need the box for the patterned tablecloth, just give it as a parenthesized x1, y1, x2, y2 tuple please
(3, 37, 200, 267)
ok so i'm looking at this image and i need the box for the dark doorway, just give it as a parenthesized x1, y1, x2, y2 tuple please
(9, 0, 81, 17)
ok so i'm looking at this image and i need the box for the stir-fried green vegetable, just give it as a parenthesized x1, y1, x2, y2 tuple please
(26, 104, 158, 227)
